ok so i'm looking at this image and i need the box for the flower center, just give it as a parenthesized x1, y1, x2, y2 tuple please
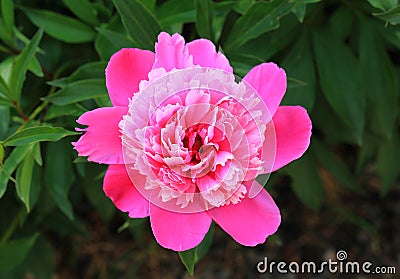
(182, 123, 214, 164)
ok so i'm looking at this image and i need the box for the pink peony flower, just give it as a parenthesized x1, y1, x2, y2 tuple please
(73, 32, 312, 251)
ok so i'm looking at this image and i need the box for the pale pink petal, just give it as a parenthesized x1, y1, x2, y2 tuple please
(150, 204, 212, 251)
(265, 106, 312, 172)
(208, 184, 280, 246)
(72, 106, 127, 164)
(106, 48, 154, 106)
(243, 63, 286, 117)
(153, 32, 193, 71)
(186, 39, 232, 73)
(103, 165, 149, 218)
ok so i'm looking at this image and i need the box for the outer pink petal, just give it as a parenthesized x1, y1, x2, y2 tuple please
(106, 48, 155, 106)
(186, 39, 232, 73)
(208, 184, 280, 246)
(243, 63, 286, 117)
(152, 32, 193, 71)
(72, 106, 127, 164)
(266, 106, 312, 172)
(150, 204, 212, 251)
(103, 165, 150, 218)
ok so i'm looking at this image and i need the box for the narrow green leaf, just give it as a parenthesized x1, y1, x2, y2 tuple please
(9, 28, 43, 102)
(45, 140, 74, 220)
(32, 142, 42, 166)
(313, 30, 365, 144)
(0, 234, 38, 272)
(0, 55, 13, 85)
(330, 7, 354, 41)
(285, 153, 325, 211)
(96, 28, 136, 50)
(1, 0, 14, 34)
(22, 8, 95, 43)
(292, 1, 306, 23)
(28, 56, 44, 78)
(48, 61, 107, 88)
(0, 145, 31, 199)
(282, 33, 316, 110)
(374, 4, 400, 24)
(179, 224, 214, 275)
(367, 0, 398, 11)
(195, 0, 214, 41)
(359, 17, 398, 139)
(139, 0, 156, 11)
(113, 0, 162, 50)
(62, 0, 100, 26)
(179, 248, 196, 275)
(16, 151, 35, 212)
(223, 0, 294, 50)
(377, 136, 400, 196)
(2, 126, 77, 147)
(43, 79, 107, 105)
(44, 103, 87, 121)
(0, 144, 3, 163)
(0, 105, 10, 139)
(155, 0, 195, 26)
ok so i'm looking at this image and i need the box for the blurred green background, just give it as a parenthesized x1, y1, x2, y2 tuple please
(0, 0, 399, 278)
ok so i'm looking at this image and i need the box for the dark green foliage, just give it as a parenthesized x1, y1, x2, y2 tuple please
(0, 0, 399, 277)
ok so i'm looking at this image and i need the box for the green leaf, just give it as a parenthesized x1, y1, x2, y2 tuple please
(223, 0, 294, 50)
(0, 74, 10, 100)
(9, 28, 43, 102)
(2, 126, 77, 147)
(22, 8, 95, 43)
(155, 0, 195, 26)
(285, 152, 325, 211)
(282, 33, 316, 110)
(48, 61, 107, 88)
(28, 56, 44, 78)
(45, 140, 75, 220)
(139, 0, 156, 11)
(96, 27, 136, 50)
(195, 0, 214, 41)
(113, 0, 162, 50)
(0, 234, 38, 272)
(62, 0, 100, 26)
(16, 150, 35, 212)
(0, 145, 31, 199)
(367, 0, 398, 11)
(228, 15, 300, 73)
(312, 139, 361, 192)
(32, 142, 42, 166)
(44, 79, 107, 105)
(374, 4, 400, 24)
(329, 6, 354, 41)
(1, 0, 14, 34)
(44, 103, 87, 121)
(94, 15, 131, 60)
(359, 17, 398, 139)
(313, 30, 365, 144)
(376, 136, 400, 196)
(0, 105, 10, 139)
(292, 1, 306, 23)
(0, 144, 3, 163)
(179, 224, 214, 275)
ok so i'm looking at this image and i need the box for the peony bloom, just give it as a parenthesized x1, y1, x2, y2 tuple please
(73, 32, 311, 251)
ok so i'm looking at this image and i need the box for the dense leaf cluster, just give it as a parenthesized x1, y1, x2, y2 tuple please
(0, 0, 399, 276)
